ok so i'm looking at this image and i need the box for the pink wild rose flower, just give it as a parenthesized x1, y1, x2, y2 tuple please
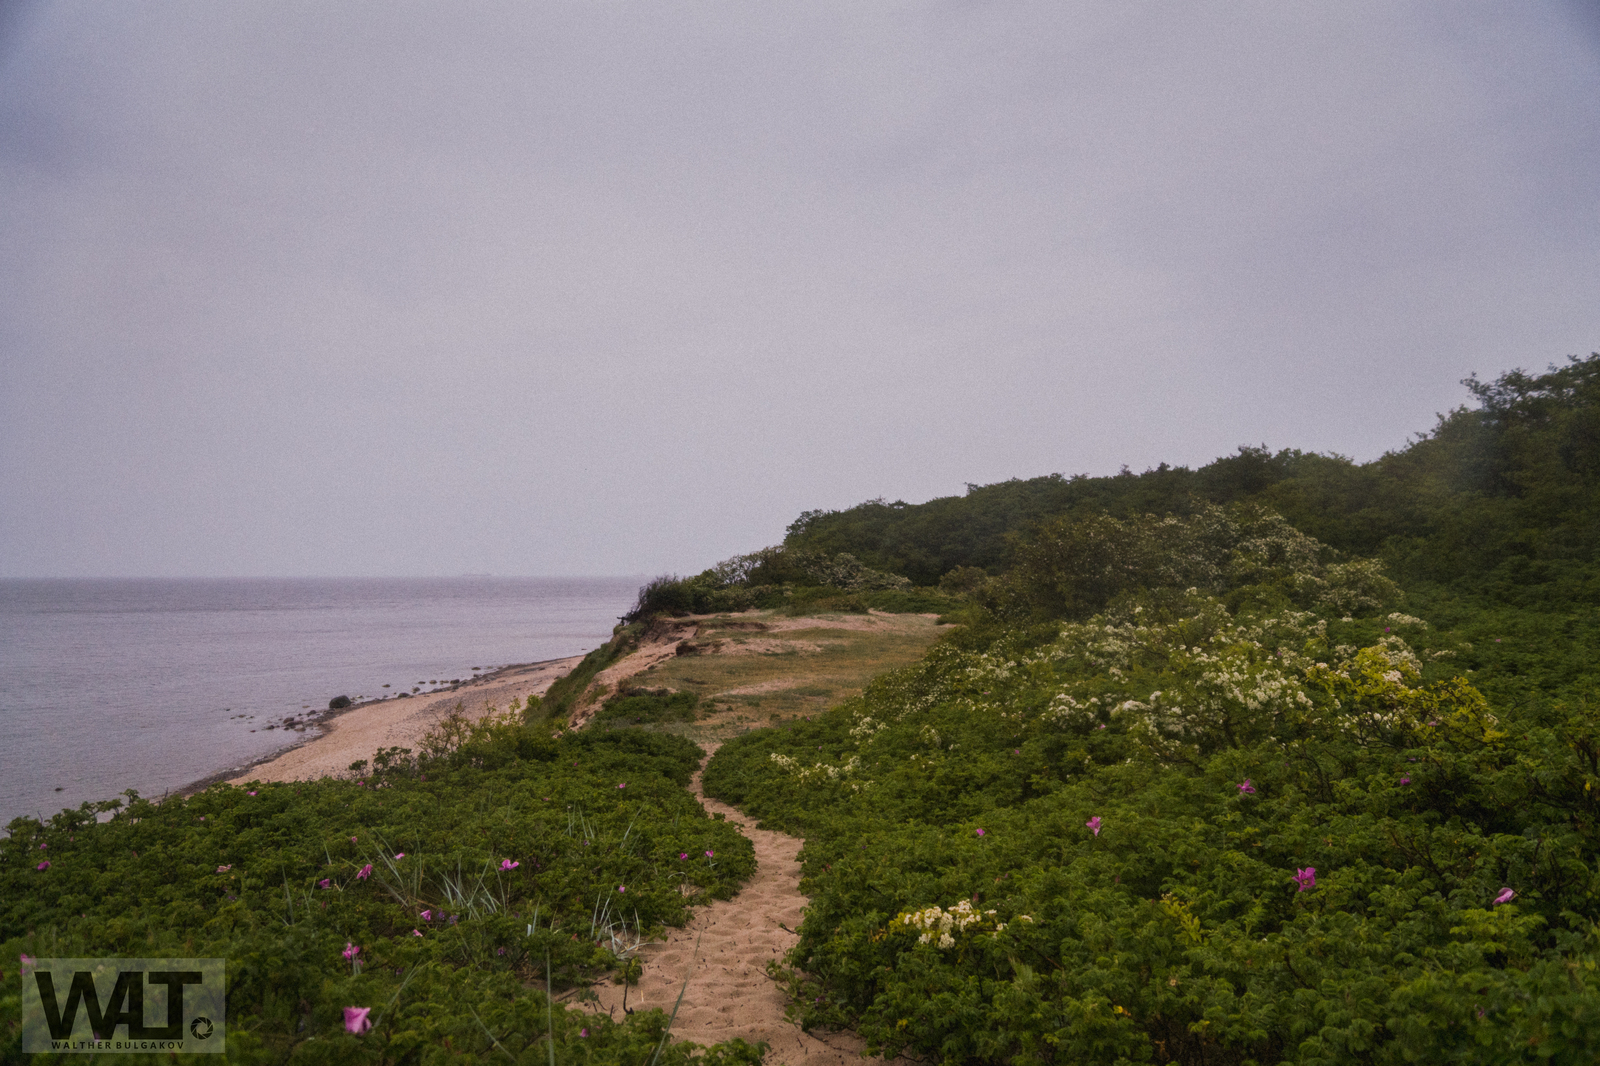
(344, 1006, 372, 1034)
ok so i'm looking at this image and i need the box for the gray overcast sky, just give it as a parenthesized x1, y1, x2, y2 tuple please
(2, 2, 1598, 578)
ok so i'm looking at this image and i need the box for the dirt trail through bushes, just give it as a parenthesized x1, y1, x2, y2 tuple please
(576, 609, 940, 1062)
(588, 745, 889, 1065)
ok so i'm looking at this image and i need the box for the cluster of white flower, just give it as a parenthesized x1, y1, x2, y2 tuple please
(1046, 691, 1094, 725)
(768, 751, 861, 784)
(896, 900, 999, 948)
(1195, 660, 1311, 714)
(849, 715, 887, 741)
(1386, 612, 1428, 629)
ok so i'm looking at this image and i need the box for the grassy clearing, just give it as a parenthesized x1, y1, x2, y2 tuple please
(607, 610, 948, 743)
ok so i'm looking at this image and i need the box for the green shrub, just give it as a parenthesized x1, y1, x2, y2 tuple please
(704, 582, 1600, 1065)
(591, 688, 701, 729)
(1, 714, 757, 1063)
(624, 549, 915, 623)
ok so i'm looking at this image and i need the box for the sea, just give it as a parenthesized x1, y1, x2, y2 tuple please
(0, 577, 642, 828)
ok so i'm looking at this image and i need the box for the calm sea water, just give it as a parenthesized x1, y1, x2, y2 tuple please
(0, 577, 641, 827)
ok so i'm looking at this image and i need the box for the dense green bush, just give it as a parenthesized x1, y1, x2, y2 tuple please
(623, 548, 918, 623)
(2, 714, 757, 1063)
(704, 565, 1600, 1063)
(987, 503, 1399, 622)
(592, 688, 701, 729)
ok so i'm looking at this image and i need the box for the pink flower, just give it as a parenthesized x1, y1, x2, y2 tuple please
(319, 878, 331, 888)
(20, 953, 35, 976)
(580, 1028, 589, 1038)
(500, 859, 519, 871)
(412, 929, 423, 937)
(394, 852, 405, 860)
(1494, 887, 1516, 905)
(38, 843, 46, 849)
(420, 909, 432, 921)
(618, 783, 626, 789)
(975, 828, 986, 837)
(705, 850, 714, 858)
(1086, 816, 1102, 837)
(1400, 776, 1411, 785)
(342, 942, 361, 961)
(350, 836, 358, 844)
(248, 790, 257, 796)
(1293, 867, 1316, 892)
(618, 885, 626, 893)
(344, 1006, 372, 1034)
(1237, 780, 1256, 794)
(357, 863, 373, 880)
(679, 852, 688, 860)
(217, 865, 232, 873)
(36, 861, 49, 871)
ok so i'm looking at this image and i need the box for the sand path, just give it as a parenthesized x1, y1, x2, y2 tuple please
(589, 744, 886, 1065)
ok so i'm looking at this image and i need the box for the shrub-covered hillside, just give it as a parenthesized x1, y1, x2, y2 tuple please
(699, 355, 1600, 1065)
(785, 354, 1600, 603)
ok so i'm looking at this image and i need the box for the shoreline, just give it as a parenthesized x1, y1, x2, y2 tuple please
(174, 655, 585, 794)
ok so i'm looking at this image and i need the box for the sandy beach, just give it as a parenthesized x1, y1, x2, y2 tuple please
(226, 656, 582, 785)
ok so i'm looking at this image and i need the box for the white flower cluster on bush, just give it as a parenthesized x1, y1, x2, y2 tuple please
(769, 751, 862, 785)
(815, 589, 1480, 763)
(894, 900, 1008, 948)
